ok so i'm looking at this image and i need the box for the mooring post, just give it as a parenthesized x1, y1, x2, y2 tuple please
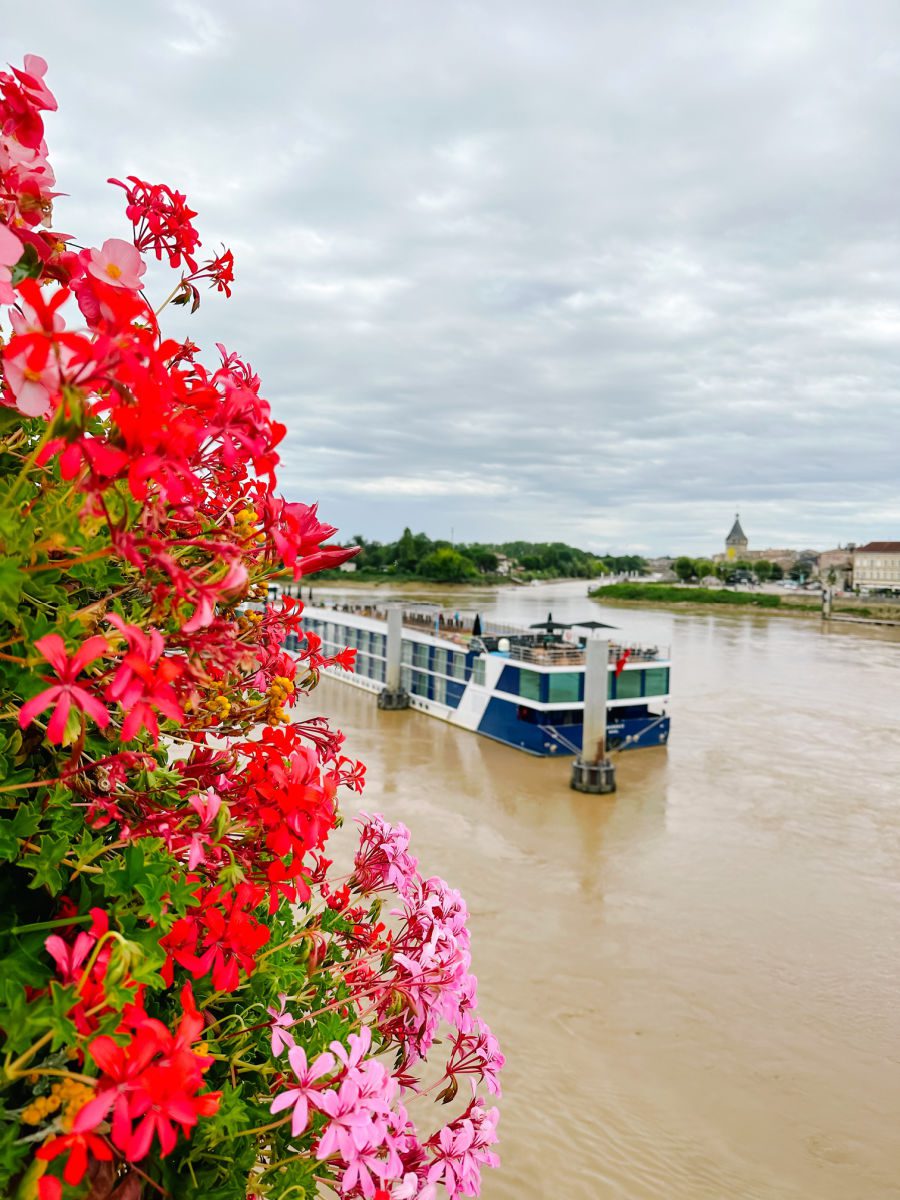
(377, 605, 410, 710)
(571, 636, 616, 794)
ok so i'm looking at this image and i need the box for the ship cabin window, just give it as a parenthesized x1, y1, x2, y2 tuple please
(433, 674, 447, 704)
(472, 657, 486, 686)
(614, 669, 642, 700)
(401, 641, 413, 665)
(449, 653, 466, 680)
(518, 669, 541, 701)
(413, 643, 429, 669)
(547, 672, 580, 704)
(642, 667, 669, 696)
(433, 648, 448, 677)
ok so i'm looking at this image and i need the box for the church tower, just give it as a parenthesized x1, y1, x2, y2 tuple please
(725, 514, 748, 561)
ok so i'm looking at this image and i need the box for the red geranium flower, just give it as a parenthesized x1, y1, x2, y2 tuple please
(19, 634, 110, 743)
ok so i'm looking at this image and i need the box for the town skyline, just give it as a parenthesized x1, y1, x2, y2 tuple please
(333, 513, 866, 562)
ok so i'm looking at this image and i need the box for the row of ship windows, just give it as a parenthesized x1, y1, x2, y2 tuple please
(479, 663, 669, 702)
(303, 623, 469, 679)
(298, 624, 668, 702)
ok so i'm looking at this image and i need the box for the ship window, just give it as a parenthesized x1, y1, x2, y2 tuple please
(518, 670, 541, 701)
(433, 674, 447, 704)
(401, 642, 413, 665)
(642, 667, 669, 695)
(433, 648, 448, 676)
(615, 670, 642, 700)
(473, 657, 486, 686)
(450, 653, 466, 679)
(413, 643, 429, 668)
(356, 654, 369, 677)
(401, 667, 412, 691)
(548, 672, 580, 703)
(411, 670, 428, 696)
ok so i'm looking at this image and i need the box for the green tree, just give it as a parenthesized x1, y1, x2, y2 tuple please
(673, 556, 696, 583)
(395, 526, 418, 570)
(770, 562, 784, 580)
(417, 547, 479, 582)
(694, 558, 715, 580)
(469, 546, 499, 573)
(754, 559, 773, 582)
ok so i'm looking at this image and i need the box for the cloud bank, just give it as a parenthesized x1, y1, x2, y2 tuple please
(7, 0, 900, 554)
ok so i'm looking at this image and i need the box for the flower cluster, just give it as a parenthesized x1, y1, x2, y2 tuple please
(0, 53, 500, 1200)
(262, 816, 506, 1199)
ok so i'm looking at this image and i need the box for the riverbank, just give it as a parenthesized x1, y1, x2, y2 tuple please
(590, 582, 898, 621)
(299, 574, 574, 594)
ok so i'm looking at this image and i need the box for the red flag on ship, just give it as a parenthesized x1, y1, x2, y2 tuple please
(614, 648, 631, 677)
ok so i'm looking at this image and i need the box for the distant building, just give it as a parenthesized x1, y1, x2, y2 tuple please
(725, 514, 748, 561)
(339, 561, 357, 573)
(495, 554, 515, 577)
(744, 548, 799, 570)
(817, 547, 853, 588)
(852, 542, 900, 593)
(646, 556, 676, 581)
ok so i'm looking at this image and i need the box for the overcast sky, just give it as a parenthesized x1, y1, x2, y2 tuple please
(7, 1, 900, 554)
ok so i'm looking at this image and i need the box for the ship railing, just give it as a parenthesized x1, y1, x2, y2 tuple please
(506, 642, 667, 666)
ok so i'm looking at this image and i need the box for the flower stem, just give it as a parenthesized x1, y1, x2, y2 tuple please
(234, 1112, 293, 1139)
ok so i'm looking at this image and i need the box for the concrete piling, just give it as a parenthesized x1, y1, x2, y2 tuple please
(377, 606, 410, 710)
(571, 637, 616, 793)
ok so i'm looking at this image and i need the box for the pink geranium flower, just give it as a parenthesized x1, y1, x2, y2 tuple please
(0, 223, 23, 305)
(2, 344, 60, 416)
(18, 633, 111, 743)
(269, 1043, 336, 1136)
(84, 237, 146, 291)
(267, 993, 297, 1057)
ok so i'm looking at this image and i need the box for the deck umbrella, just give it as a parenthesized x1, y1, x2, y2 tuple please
(528, 611, 572, 631)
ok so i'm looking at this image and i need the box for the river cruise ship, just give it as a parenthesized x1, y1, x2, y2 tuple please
(286, 602, 670, 757)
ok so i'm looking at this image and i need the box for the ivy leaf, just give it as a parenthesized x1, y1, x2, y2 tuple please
(0, 802, 42, 861)
(23, 833, 69, 893)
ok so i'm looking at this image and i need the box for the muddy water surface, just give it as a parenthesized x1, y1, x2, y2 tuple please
(314, 581, 900, 1199)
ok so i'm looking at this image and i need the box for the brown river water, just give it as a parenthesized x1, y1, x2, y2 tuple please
(310, 581, 900, 1199)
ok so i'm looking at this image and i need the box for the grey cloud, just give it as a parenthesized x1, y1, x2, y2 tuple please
(6, 0, 900, 554)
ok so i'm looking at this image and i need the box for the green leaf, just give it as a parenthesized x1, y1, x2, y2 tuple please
(9, 243, 41, 285)
(0, 557, 25, 606)
(0, 802, 42, 861)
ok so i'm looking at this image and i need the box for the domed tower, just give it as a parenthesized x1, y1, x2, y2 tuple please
(725, 513, 747, 561)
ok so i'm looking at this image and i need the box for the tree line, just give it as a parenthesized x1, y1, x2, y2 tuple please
(336, 530, 648, 583)
(671, 556, 787, 583)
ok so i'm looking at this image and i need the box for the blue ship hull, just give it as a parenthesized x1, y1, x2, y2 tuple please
(475, 695, 670, 757)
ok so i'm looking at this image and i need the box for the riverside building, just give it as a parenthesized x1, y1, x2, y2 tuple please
(852, 542, 900, 593)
